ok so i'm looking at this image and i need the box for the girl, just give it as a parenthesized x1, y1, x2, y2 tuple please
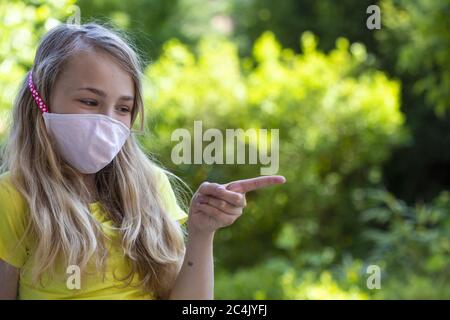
(0, 23, 285, 300)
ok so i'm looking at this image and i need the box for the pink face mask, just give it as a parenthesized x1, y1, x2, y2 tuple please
(28, 71, 130, 174)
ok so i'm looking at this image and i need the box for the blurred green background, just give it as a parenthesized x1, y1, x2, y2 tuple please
(1, 0, 449, 299)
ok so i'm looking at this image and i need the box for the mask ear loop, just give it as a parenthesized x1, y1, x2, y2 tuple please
(28, 71, 48, 113)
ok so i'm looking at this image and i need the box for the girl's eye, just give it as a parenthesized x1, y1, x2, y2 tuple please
(79, 99, 98, 106)
(118, 106, 131, 113)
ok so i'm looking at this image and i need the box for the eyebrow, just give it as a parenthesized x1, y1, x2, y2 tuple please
(77, 87, 134, 101)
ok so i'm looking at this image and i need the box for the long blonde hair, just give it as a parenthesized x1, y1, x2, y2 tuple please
(1, 23, 188, 299)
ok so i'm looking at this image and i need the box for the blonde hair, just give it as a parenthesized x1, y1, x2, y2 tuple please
(1, 23, 189, 299)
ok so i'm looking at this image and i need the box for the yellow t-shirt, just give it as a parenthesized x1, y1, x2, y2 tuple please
(0, 169, 188, 300)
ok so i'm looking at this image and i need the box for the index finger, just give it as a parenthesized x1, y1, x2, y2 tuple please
(225, 175, 286, 193)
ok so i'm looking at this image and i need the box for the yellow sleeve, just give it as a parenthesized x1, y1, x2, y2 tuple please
(0, 173, 30, 268)
(156, 168, 189, 225)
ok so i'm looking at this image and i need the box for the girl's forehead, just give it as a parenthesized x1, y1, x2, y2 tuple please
(58, 49, 134, 93)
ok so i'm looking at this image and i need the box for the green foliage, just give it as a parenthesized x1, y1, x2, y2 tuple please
(0, 0, 76, 135)
(215, 186, 450, 299)
(145, 31, 405, 270)
(215, 257, 370, 300)
(229, 0, 378, 55)
(374, 0, 450, 208)
(355, 188, 450, 291)
(378, 0, 450, 115)
(77, 0, 232, 59)
(378, 274, 450, 299)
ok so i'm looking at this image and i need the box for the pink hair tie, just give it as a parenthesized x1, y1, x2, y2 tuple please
(28, 70, 48, 113)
